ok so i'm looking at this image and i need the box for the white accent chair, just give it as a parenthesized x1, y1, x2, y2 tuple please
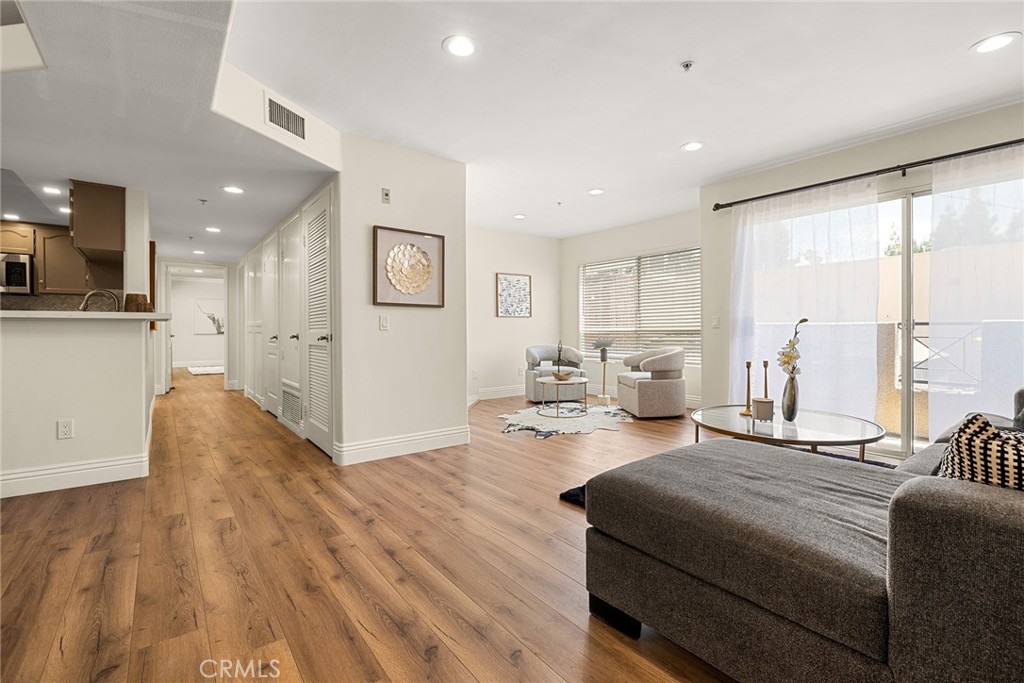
(617, 348, 686, 418)
(525, 345, 588, 403)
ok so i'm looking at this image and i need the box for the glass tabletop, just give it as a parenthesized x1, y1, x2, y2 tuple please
(691, 405, 885, 446)
(537, 377, 588, 385)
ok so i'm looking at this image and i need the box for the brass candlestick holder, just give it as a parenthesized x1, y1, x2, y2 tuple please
(740, 361, 752, 416)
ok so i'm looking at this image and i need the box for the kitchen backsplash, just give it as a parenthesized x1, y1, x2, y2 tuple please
(0, 291, 124, 311)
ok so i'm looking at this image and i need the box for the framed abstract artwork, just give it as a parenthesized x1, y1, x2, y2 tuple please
(193, 298, 225, 335)
(496, 272, 532, 317)
(373, 225, 445, 307)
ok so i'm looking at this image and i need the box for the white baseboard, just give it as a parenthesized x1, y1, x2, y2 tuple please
(225, 379, 242, 391)
(687, 394, 703, 409)
(154, 383, 166, 395)
(333, 425, 470, 466)
(467, 395, 479, 407)
(1, 453, 149, 498)
(478, 385, 523, 400)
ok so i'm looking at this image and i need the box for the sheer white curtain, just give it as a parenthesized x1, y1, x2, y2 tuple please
(927, 144, 1024, 438)
(730, 178, 880, 419)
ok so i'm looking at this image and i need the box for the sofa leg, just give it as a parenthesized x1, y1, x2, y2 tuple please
(589, 593, 642, 639)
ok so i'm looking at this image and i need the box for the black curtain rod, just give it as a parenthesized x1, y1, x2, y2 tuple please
(711, 138, 1024, 212)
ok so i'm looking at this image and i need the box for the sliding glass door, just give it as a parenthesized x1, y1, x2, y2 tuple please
(732, 144, 1023, 458)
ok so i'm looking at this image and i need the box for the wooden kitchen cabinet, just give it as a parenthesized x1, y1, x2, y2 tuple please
(0, 221, 36, 255)
(36, 226, 90, 294)
(70, 179, 125, 254)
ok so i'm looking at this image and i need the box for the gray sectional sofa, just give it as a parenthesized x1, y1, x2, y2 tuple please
(586, 400, 1024, 683)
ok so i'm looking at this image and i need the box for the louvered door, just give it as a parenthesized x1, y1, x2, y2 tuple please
(303, 190, 332, 454)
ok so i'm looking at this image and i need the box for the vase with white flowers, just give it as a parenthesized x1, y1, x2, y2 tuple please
(778, 318, 808, 421)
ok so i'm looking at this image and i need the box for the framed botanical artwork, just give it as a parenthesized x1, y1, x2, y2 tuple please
(373, 225, 445, 307)
(193, 298, 225, 335)
(496, 272, 532, 318)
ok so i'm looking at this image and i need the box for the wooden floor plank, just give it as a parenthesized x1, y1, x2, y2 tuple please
(39, 543, 140, 683)
(188, 516, 282, 660)
(0, 370, 733, 683)
(129, 513, 206, 652)
(1, 535, 89, 682)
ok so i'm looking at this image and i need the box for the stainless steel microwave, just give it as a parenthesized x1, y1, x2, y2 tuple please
(0, 253, 33, 294)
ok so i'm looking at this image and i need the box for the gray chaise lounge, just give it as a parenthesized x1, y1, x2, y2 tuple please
(586, 398, 1024, 683)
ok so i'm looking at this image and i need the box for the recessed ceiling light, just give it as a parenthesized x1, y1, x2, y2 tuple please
(222, 186, 244, 194)
(513, 214, 526, 220)
(3, 214, 20, 220)
(442, 35, 477, 57)
(681, 141, 704, 152)
(193, 269, 204, 273)
(59, 207, 71, 214)
(970, 31, 1021, 53)
(193, 250, 205, 255)
(205, 227, 221, 233)
(587, 188, 606, 196)
(43, 186, 61, 195)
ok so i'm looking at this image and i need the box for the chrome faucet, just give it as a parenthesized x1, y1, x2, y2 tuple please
(79, 289, 121, 311)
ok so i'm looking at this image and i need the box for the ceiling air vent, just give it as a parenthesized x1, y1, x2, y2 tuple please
(267, 98, 305, 140)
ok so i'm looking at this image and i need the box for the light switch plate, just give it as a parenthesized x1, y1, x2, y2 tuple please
(379, 315, 389, 331)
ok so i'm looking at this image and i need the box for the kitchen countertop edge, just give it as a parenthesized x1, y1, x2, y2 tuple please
(0, 310, 171, 321)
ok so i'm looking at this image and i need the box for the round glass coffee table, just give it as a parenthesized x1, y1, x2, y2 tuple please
(537, 376, 589, 418)
(690, 405, 885, 462)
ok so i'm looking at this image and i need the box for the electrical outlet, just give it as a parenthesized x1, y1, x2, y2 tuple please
(381, 188, 391, 204)
(57, 419, 74, 440)
(379, 315, 389, 331)
(518, 367, 524, 376)
(471, 370, 479, 380)
(711, 315, 721, 329)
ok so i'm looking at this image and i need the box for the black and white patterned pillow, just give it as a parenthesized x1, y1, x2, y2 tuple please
(940, 414, 1024, 491)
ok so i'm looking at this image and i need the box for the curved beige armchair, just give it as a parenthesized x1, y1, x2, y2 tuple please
(525, 345, 587, 402)
(617, 348, 686, 418)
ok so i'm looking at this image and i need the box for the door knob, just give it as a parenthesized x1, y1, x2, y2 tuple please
(317, 335, 329, 342)
(289, 333, 299, 340)
(269, 335, 278, 341)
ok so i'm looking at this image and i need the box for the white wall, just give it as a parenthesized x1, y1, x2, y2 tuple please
(336, 133, 468, 462)
(699, 103, 1024, 406)
(1, 318, 151, 497)
(169, 277, 226, 367)
(466, 228, 561, 403)
(559, 210, 703, 405)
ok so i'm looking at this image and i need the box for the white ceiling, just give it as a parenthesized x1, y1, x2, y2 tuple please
(226, 1, 1024, 238)
(1, 2, 1021, 265)
(1, 0, 333, 264)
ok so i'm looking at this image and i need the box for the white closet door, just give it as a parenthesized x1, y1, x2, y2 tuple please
(279, 214, 304, 433)
(262, 231, 281, 416)
(303, 190, 332, 455)
(245, 249, 263, 406)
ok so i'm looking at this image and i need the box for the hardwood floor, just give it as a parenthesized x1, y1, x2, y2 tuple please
(1, 370, 734, 683)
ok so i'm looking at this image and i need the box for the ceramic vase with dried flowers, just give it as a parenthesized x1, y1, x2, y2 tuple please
(777, 318, 808, 421)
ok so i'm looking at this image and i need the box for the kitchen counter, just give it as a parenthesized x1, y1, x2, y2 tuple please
(1, 311, 167, 497)
(0, 310, 170, 321)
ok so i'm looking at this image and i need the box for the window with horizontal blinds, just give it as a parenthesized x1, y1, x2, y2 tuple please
(579, 248, 701, 366)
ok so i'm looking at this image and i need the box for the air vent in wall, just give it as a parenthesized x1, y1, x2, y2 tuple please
(282, 388, 302, 425)
(268, 98, 306, 140)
